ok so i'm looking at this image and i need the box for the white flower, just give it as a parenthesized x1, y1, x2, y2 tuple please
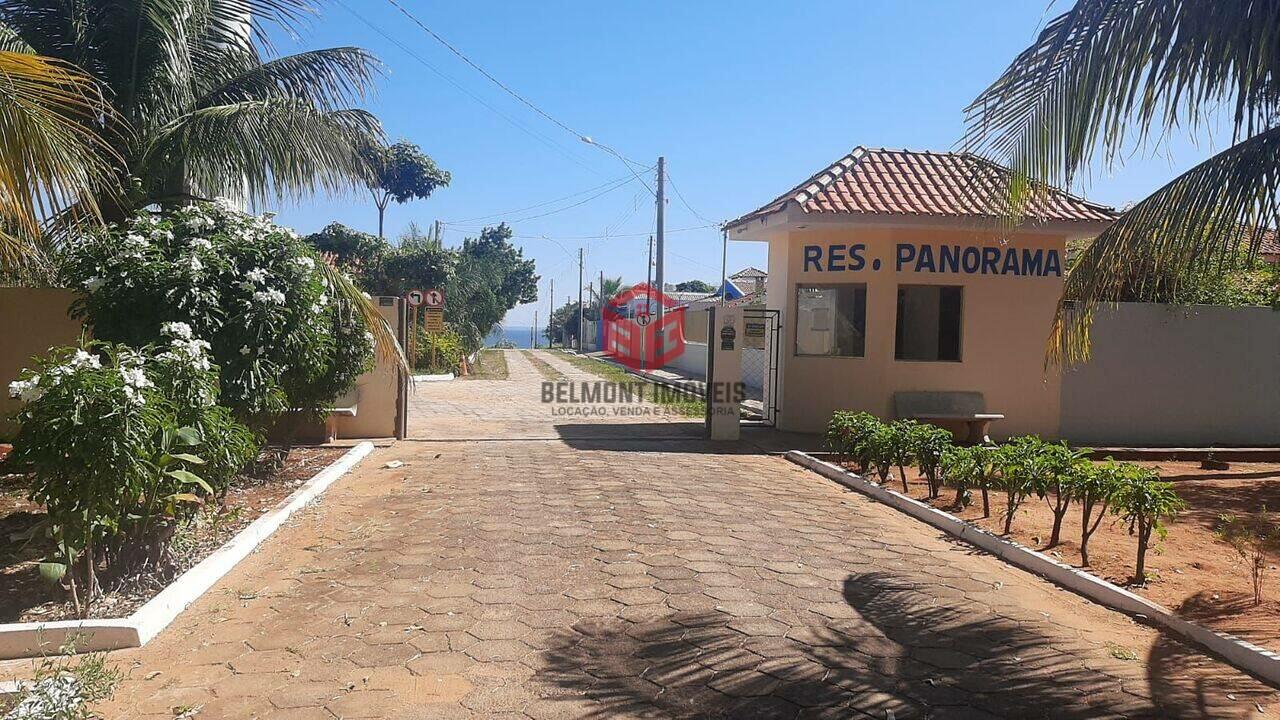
(252, 288, 286, 305)
(185, 255, 203, 273)
(246, 267, 267, 284)
(361, 291, 372, 300)
(120, 366, 152, 389)
(161, 321, 193, 339)
(8, 376, 42, 403)
(290, 256, 315, 271)
(190, 237, 213, 251)
(239, 345, 251, 356)
(123, 233, 148, 249)
(363, 331, 374, 344)
(84, 276, 104, 292)
(214, 197, 240, 213)
(318, 293, 328, 306)
(70, 350, 101, 370)
(149, 228, 173, 241)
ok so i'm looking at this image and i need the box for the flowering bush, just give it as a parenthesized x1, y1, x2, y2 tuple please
(9, 335, 256, 608)
(62, 200, 374, 428)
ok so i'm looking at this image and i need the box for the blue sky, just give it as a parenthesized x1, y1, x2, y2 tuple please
(268, 1, 1227, 326)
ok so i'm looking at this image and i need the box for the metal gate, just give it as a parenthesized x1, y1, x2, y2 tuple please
(742, 308, 781, 426)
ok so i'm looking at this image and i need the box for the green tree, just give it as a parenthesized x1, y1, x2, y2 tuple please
(0, 38, 117, 273)
(1114, 468, 1185, 583)
(305, 222, 386, 281)
(964, 0, 1280, 363)
(1, 0, 407, 372)
(2, 0, 383, 222)
(364, 140, 450, 239)
(445, 224, 538, 353)
(675, 279, 714, 293)
(1078, 460, 1125, 566)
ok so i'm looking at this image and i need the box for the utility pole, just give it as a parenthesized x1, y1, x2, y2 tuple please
(577, 248, 585, 353)
(548, 279, 553, 347)
(720, 227, 729, 306)
(533, 310, 538, 349)
(654, 157, 666, 360)
(643, 234, 653, 369)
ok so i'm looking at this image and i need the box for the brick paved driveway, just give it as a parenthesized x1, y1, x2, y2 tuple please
(95, 350, 1277, 718)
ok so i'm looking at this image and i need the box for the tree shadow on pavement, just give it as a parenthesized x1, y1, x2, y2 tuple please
(536, 572, 1266, 719)
(1145, 592, 1280, 718)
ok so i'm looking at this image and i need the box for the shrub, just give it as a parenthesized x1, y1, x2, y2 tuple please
(825, 411, 881, 472)
(415, 325, 465, 373)
(62, 201, 374, 430)
(910, 423, 954, 498)
(0, 639, 119, 720)
(1215, 509, 1280, 606)
(1113, 467, 1185, 583)
(865, 424, 897, 484)
(1031, 442, 1092, 547)
(992, 436, 1046, 534)
(8, 337, 254, 611)
(1076, 460, 1125, 566)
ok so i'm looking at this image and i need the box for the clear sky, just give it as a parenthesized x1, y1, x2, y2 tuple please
(267, 1, 1227, 327)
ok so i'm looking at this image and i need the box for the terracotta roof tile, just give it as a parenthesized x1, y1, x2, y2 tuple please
(728, 147, 1119, 228)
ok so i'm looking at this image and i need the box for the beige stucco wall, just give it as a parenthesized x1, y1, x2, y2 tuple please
(769, 225, 1067, 439)
(0, 288, 85, 439)
(333, 297, 402, 439)
(1061, 304, 1280, 447)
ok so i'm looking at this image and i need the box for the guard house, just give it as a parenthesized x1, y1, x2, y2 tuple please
(725, 147, 1118, 438)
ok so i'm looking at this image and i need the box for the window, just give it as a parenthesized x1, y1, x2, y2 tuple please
(895, 285, 962, 362)
(795, 284, 866, 357)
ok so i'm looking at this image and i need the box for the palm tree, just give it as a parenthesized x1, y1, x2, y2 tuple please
(0, 0, 383, 221)
(963, 0, 1280, 364)
(591, 275, 625, 315)
(1, 0, 406, 366)
(0, 27, 117, 273)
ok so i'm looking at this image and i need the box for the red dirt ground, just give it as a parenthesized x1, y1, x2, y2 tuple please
(0, 446, 346, 623)
(855, 459, 1280, 651)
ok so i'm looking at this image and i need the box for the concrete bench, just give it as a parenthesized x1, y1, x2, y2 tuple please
(894, 391, 1004, 444)
(325, 388, 359, 442)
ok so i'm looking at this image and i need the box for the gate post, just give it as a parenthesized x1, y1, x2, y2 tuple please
(706, 305, 743, 441)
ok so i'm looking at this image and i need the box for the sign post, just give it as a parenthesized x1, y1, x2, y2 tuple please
(706, 306, 743, 441)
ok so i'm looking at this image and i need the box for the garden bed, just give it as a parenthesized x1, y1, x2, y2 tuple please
(0, 447, 347, 624)
(830, 454, 1280, 651)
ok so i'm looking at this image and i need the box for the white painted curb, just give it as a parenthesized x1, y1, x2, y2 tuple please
(412, 373, 454, 382)
(0, 442, 375, 660)
(786, 450, 1280, 687)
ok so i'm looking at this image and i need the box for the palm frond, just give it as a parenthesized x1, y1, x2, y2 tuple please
(963, 0, 1280, 216)
(1049, 123, 1280, 365)
(0, 48, 118, 268)
(143, 98, 383, 205)
(319, 260, 409, 374)
(195, 47, 381, 112)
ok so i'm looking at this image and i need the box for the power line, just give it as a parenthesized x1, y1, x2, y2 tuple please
(333, 0, 603, 177)
(438, 224, 717, 241)
(384, 0, 587, 142)
(664, 169, 718, 226)
(442, 170, 647, 225)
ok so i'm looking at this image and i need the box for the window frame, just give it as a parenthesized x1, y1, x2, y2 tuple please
(793, 282, 868, 359)
(894, 283, 964, 363)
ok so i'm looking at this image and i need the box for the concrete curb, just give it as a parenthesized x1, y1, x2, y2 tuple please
(0, 442, 375, 661)
(785, 450, 1280, 687)
(412, 373, 454, 382)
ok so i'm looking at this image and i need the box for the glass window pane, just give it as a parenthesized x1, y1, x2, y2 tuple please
(796, 285, 866, 357)
(895, 285, 963, 361)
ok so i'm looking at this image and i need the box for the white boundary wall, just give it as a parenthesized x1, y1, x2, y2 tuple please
(1060, 304, 1280, 447)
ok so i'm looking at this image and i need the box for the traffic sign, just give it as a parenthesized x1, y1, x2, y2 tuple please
(423, 288, 445, 308)
(423, 307, 445, 332)
(406, 289, 425, 307)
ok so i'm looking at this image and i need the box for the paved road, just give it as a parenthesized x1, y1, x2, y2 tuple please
(95, 350, 1277, 718)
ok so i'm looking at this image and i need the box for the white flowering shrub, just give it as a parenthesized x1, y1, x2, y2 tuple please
(62, 200, 374, 428)
(8, 337, 256, 604)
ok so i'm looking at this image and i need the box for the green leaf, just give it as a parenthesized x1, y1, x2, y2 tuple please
(174, 427, 202, 446)
(167, 452, 205, 465)
(167, 469, 213, 494)
(38, 562, 67, 584)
